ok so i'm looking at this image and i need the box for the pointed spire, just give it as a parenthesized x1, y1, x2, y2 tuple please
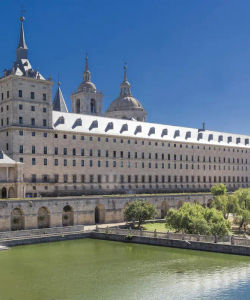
(16, 16, 28, 60)
(120, 64, 131, 97)
(85, 54, 89, 72)
(53, 81, 68, 113)
(123, 63, 127, 82)
(83, 54, 91, 82)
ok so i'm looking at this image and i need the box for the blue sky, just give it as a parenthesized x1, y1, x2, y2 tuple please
(1, 0, 250, 134)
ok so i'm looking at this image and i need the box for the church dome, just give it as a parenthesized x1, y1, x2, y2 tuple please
(78, 81, 96, 92)
(105, 65, 147, 121)
(106, 95, 143, 112)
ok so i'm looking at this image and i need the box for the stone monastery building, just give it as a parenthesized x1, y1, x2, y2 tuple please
(0, 17, 250, 199)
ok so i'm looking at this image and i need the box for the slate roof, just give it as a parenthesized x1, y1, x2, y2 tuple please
(52, 110, 250, 148)
(0, 151, 17, 165)
(53, 83, 68, 112)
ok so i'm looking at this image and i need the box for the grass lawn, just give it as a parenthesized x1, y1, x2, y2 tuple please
(142, 222, 170, 232)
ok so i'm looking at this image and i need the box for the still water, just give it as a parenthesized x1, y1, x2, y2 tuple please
(0, 239, 250, 300)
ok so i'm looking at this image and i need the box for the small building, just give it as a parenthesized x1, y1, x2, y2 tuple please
(0, 151, 25, 198)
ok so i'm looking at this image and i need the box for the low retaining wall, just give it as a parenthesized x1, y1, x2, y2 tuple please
(1, 227, 250, 256)
(2, 231, 91, 247)
(0, 193, 212, 231)
(91, 232, 250, 256)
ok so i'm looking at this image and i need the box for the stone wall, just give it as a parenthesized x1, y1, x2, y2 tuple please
(0, 193, 212, 231)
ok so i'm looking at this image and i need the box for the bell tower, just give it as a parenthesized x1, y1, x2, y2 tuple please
(71, 56, 103, 116)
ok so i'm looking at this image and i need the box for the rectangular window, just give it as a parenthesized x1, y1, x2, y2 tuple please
(43, 175, 48, 183)
(64, 159, 67, 166)
(72, 148, 76, 156)
(32, 158, 36, 165)
(54, 159, 58, 166)
(64, 175, 68, 183)
(43, 107, 47, 113)
(72, 160, 76, 166)
(63, 148, 67, 155)
(43, 119, 47, 127)
(81, 175, 85, 183)
(128, 175, 131, 183)
(43, 93, 46, 101)
(81, 160, 84, 166)
(19, 130, 23, 136)
(54, 174, 59, 183)
(31, 92, 35, 99)
(98, 175, 102, 183)
(31, 174, 36, 183)
(73, 175, 77, 183)
(19, 104, 23, 110)
(32, 146, 35, 154)
(31, 106, 35, 111)
(44, 146, 47, 155)
(19, 117, 23, 125)
(31, 118, 35, 126)
(54, 147, 58, 155)
(44, 158, 47, 166)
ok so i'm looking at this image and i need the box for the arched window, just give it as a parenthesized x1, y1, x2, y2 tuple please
(76, 99, 80, 113)
(90, 99, 96, 113)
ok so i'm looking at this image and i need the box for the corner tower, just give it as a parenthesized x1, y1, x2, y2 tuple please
(0, 16, 53, 155)
(71, 56, 103, 116)
(0, 16, 53, 129)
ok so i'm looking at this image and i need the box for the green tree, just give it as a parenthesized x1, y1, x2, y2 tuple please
(124, 200, 157, 229)
(166, 202, 231, 236)
(211, 194, 239, 219)
(234, 188, 250, 210)
(210, 183, 227, 196)
(234, 209, 250, 231)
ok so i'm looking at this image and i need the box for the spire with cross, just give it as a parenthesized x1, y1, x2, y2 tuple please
(17, 6, 28, 60)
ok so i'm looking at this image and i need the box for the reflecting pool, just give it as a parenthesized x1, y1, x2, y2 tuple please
(0, 239, 250, 299)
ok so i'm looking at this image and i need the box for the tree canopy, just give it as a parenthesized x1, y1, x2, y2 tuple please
(124, 199, 157, 229)
(165, 202, 231, 236)
(210, 183, 227, 196)
(211, 187, 250, 231)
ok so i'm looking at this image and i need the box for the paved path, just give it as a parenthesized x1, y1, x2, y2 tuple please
(84, 222, 126, 231)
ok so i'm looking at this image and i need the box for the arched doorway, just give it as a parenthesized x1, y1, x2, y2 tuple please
(38, 207, 50, 229)
(11, 208, 24, 231)
(1, 187, 7, 199)
(8, 187, 15, 198)
(95, 204, 105, 224)
(161, 201, 169, 218)
(62, 205, 74, 226)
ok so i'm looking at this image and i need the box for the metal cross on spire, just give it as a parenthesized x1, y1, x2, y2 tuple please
(20, 5, 26, 21)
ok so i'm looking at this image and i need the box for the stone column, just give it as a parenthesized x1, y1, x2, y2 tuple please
(6, 167, 9, 182)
